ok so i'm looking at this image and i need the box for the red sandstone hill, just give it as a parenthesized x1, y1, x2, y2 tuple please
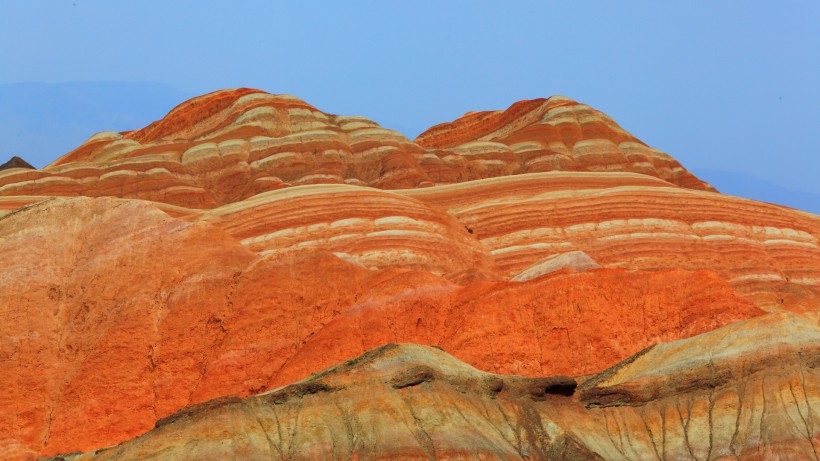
(0, 88, 713, 210)
(0, 89, 818, 460)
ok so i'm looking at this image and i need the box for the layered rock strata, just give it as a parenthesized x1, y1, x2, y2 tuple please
(416, 96, 713, 191)
(0, 89, 713, 209)
(399, 173, 820, 311)
(0, 197, 762, 459)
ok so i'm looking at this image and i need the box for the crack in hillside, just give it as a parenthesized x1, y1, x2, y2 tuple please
(602, 410, 627, 459)
(757, 377, 768, 461)
(465, 393, 523, 455)
(396, 390, 437, 460)
(676, 398, 698, 461)
(269, 404, 286, 459)
(331, 395, 358, 458)
(638, 406, 662, 460)
(285, 397, 305, 460)
(795, 355, 820, 461)
(238, 400, 277, 460)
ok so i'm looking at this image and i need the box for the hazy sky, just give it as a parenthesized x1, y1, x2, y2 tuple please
(1, 1, 818, 196)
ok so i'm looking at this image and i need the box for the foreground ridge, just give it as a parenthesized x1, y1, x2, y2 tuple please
(46, 316, 820, 460)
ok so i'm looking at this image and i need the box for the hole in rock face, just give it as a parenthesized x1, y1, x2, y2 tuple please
(486, 377, 504, 394)
(526, 377, 578, 400)
(543, 382, 577, 397)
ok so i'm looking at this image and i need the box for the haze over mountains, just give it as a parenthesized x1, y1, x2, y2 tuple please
(1, 82, 817, 214)
(0, 82, 193, 168)
(693, 168, 820, 215)
(0, 88, 817, 460)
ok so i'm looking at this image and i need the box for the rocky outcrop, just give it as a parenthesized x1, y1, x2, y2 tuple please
(511, 250, 600, 281)
(197, 183, 495, 279)
(49, 311, 820, 460)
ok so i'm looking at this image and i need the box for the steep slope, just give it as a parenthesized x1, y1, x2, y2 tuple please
(272, 267, 763, 385)
(0, 197, 254, 461)
(51, 311, 820, 460)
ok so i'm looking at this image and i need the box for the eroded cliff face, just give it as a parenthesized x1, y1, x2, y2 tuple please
(47, 316, 820, 461)
(564, 311, 820, 460)
(0, 90, 817, 460)
(43, 344, 604, 461)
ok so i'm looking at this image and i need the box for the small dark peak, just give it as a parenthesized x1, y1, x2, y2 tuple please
(0, 155, 35, 171)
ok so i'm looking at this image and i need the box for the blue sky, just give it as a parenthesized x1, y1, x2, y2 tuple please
(1, 1, 818, 210)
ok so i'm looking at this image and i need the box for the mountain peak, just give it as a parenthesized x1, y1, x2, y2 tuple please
(0, 88, 715, 210)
